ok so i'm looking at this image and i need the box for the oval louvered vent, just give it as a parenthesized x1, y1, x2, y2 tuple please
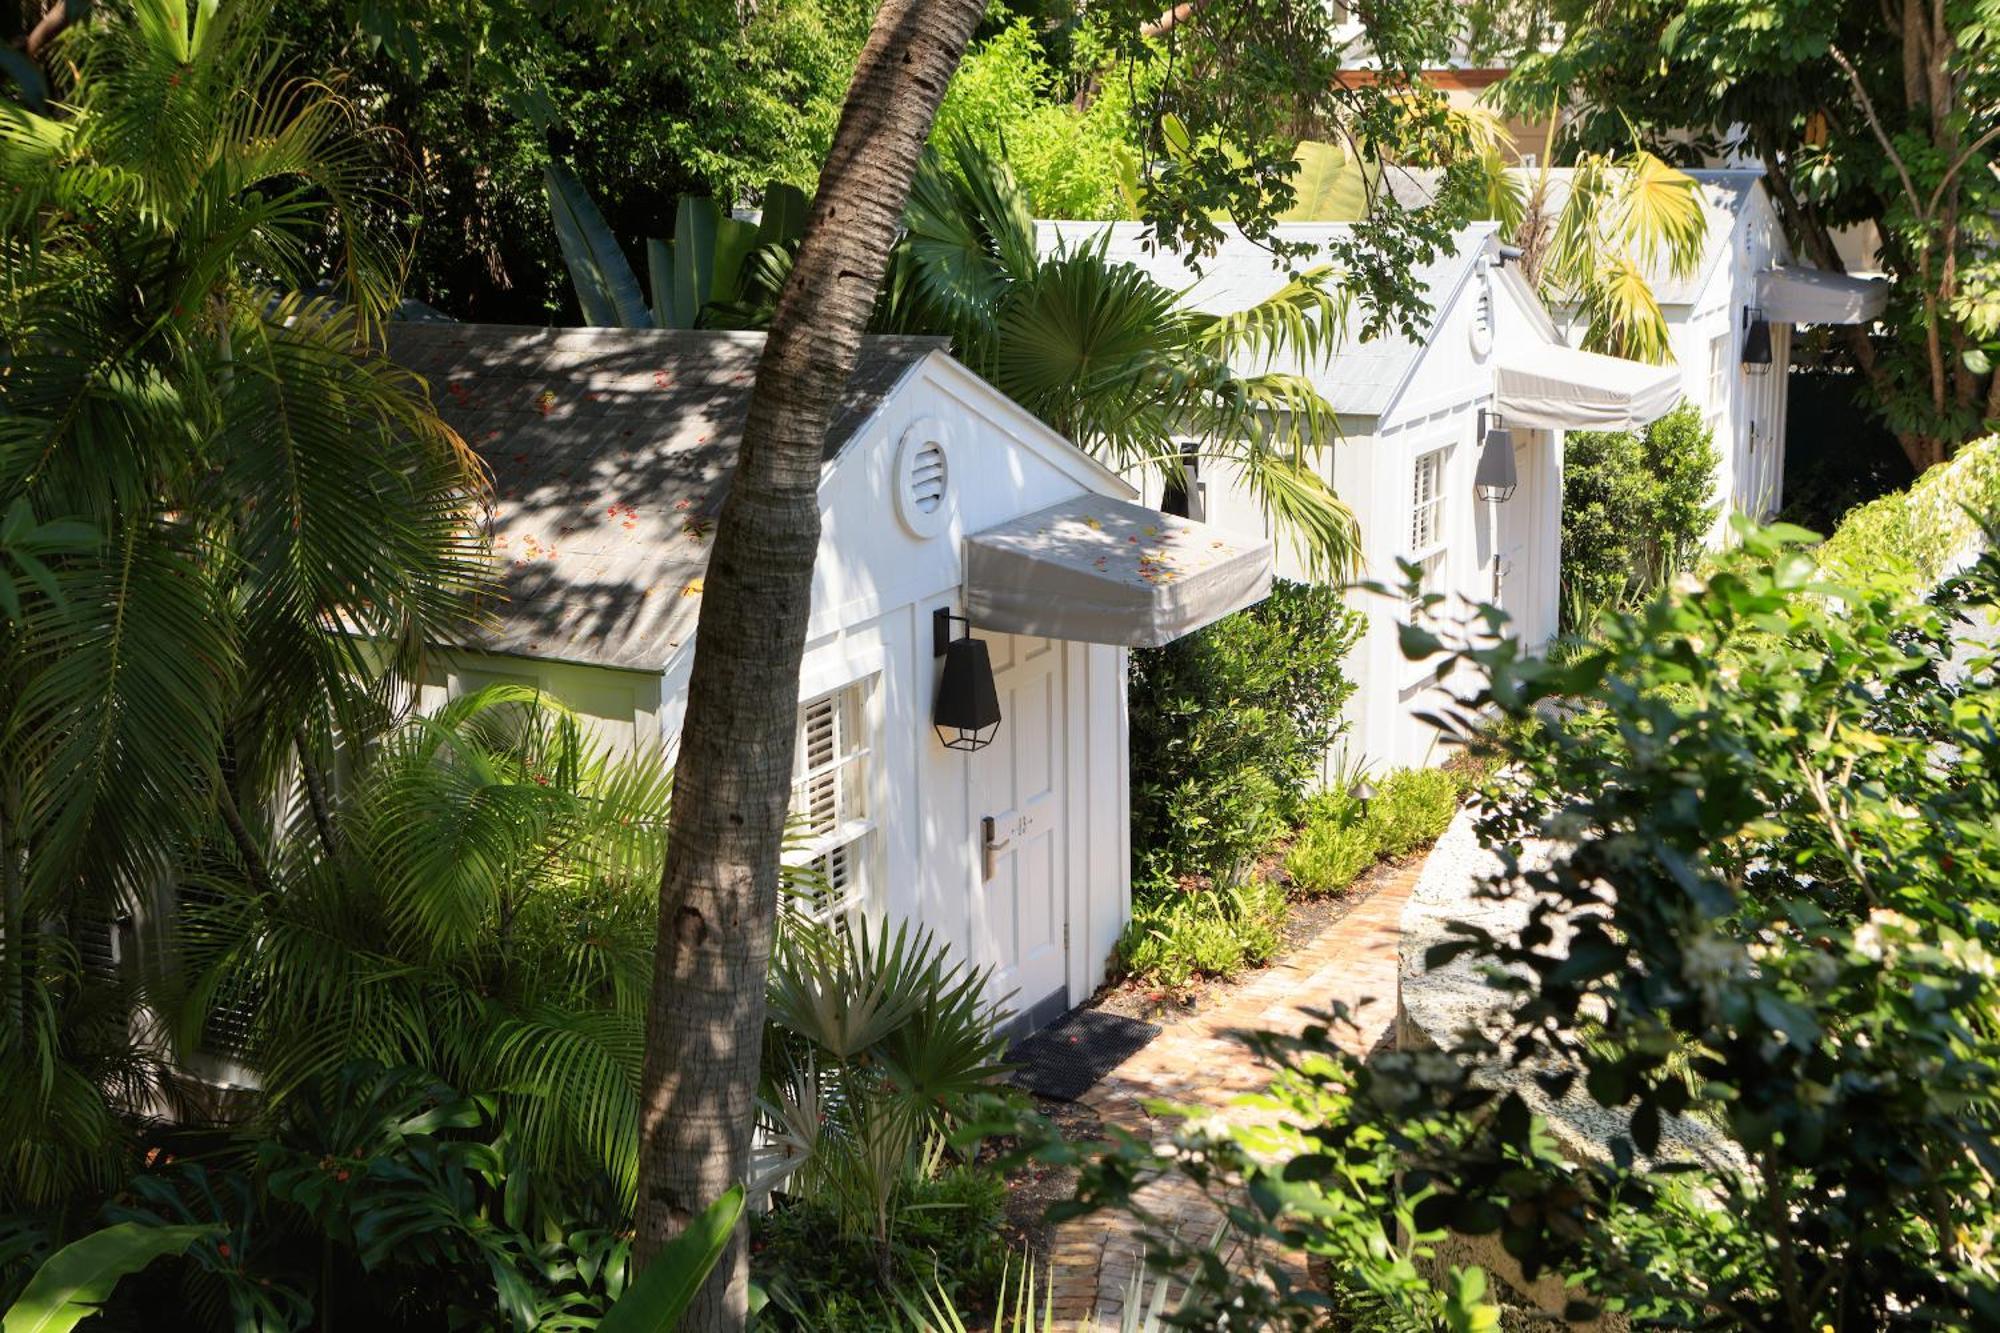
(1468, 262, 1496, 357)
(908, 440, 947, 513)
(893, 421, 953, 537)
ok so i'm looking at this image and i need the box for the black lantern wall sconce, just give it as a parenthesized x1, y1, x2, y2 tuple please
(1741, 305, 1773, 374)
(1474, 408, 1518, 503)
(932, 607, 1002, 752)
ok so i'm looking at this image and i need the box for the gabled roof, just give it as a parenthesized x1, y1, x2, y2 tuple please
(1035, 221, 1501, 418)
(1380, 166, 1767, 307)
(388, 324, 946, 672)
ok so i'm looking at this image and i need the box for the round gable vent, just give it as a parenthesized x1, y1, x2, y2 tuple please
(893, 420, 953, 537)
(1468, 259, 1496, 358)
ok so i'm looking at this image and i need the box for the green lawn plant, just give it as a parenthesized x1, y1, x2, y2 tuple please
(1114, 879, 1287, 990)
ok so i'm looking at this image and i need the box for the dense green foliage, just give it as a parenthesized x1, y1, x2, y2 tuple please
(1817, 433, 2000, 587)
(0, 1062, 740, 1330)
(930, 16, 1142, 221)
(753, 1166, 1009, 1329)
(268, 0, 873, 321)
(1498, 0, 1999, 465)
(1284, 769, 1464, 895)
(1561, 401, 1719, 629)
(1055, 522, 2000, 1329)
(1128, 579, 1364, 890)
(0, 0, 486, 1210)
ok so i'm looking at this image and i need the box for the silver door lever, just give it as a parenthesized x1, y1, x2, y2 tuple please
(981, 815, 1011, 881)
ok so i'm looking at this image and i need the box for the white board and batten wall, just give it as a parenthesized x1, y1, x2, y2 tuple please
(398, 326, 1137, 1032)
(1658, 171, 1794, 544)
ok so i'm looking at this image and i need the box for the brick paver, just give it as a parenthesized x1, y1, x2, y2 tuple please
(1043, 861, 1421, 1327)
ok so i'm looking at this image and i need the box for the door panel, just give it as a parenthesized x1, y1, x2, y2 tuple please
(974, 635, 1069, 1030)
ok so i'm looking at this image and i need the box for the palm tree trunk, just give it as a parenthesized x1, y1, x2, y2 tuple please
(631, 0, 986, 1327)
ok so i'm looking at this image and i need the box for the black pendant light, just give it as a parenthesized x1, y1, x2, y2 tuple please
(932, 608, 1001, 752)
(1474, 408, 1518, 503)
(1741, 306, 1773, 374)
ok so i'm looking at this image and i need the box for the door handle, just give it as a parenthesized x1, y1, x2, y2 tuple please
(981, 815, 1011, 882)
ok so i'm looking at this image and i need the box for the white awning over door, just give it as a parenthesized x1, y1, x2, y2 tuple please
(963, 494, 1274, 648)
(1757, 266, 1888, 324)
(1493, 346, 1683, 432)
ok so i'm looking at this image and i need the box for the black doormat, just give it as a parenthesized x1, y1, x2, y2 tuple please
(1006, 1009, 1160, 1102)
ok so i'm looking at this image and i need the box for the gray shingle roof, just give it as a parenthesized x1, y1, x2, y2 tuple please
(389, 324, 945, 672)
(1035, 221, 1499, 418)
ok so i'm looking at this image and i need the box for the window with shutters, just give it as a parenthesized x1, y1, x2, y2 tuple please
(784, 683, 873, 925)
(1406, 448, 1449, 619)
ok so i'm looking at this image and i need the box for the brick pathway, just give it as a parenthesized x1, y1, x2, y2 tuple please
(1045, 861, 1421, 1327)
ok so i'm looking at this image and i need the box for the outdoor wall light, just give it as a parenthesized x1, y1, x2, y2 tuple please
(932, 607, 1001, 753)
(1741, 306, 1774, 373)
(1474, 408, 1518, 503)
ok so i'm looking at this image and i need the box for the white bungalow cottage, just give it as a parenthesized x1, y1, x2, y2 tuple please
(386, 323, 1275, 1033)
(1037, 221, 1679, 773)
(1390, 167, 1888, 543)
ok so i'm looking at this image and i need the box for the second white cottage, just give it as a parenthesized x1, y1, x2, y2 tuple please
(1037, 221, 1682, 773)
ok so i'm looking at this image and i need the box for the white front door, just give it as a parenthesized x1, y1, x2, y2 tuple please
(973, 633, 1069, 1031)
(1496, 431, 1550, 648)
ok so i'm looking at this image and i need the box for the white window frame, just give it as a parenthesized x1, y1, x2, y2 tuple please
(1406, 447, 1451, 621)
(783, 680, 875, 926)
(1705, 332, 1731, 437)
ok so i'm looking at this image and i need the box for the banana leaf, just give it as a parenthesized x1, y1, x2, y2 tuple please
(3, 1223, 219, 1333)
(545, 164, 653, 329)
(596, 1185, 745, 1333)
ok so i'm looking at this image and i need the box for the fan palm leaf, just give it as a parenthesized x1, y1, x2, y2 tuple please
(892, 136, 1361, 575)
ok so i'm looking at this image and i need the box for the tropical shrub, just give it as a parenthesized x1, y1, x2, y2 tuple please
(1129, 579, 1364, 889)
(1115, 879, 1287, 988)
(757, 920, 1012, 1288)
(1367, 767, 1462, 859)
(754, 1165, 1009, 1330)
(0, 1063, 743, 1331)
(0, 0, 486, 1210)
(1282, 813, 1377, 897)
(170, 685, 669, 1206)
(929, 16, 1142, 221)
(1053, 522, 2000, 1329)
(1561, 400, 1719, 629)
(1284, 768, 1464, 896)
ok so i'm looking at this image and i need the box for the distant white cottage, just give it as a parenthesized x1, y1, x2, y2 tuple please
(1392, 168, 1889, 543)
(1037, 222, 1680, 773)
(388, 324, 1276, 1033)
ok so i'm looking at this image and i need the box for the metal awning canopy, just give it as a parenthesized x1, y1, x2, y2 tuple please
(1758, 266, 1888, 324)
(1494, 345, 1683, 432)
(963, 494, 1274, 648)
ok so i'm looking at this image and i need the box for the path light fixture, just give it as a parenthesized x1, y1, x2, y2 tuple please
(932, 607, 1001, 752)
(1348, 776, 1377, 817)
(1741, 306, 1773, 374)
(1474, 408, 1518, 503)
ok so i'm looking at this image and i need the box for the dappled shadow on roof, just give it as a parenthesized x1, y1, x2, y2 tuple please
(391, 324, 945, 671)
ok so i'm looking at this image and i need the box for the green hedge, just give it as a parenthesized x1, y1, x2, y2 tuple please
(1128, 579, 1364, 890)
(1816, 434, 2000, 588)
